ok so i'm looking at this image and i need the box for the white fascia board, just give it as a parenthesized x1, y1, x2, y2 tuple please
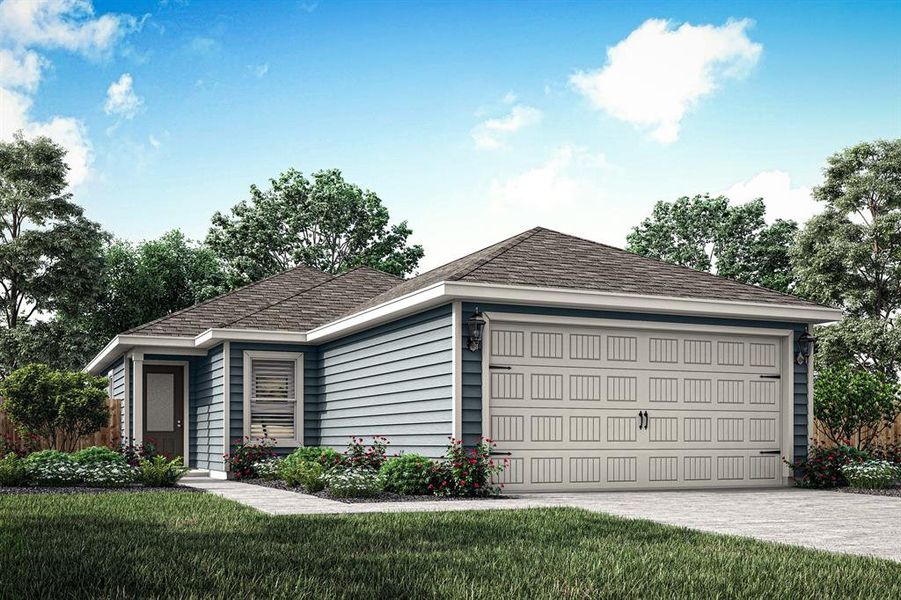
(444, 282, 843, 324)
(306, 282, 448, 343)
(195, 328, 308, 348)
(84, 334, 195, 375)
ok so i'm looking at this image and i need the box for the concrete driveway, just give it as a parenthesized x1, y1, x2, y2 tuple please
(526, 488, 901, 562)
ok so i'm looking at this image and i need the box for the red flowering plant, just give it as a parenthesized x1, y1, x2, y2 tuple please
(225, 436, 276, 479)
(433, 437, 507, 497)
(784, 442, 869, 488)
(0, 432, 38, 457)
(343, 436, 390, 470)
(115, 439, 157, 467)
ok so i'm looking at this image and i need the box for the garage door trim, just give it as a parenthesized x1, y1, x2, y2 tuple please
(479, 311, 797, 488)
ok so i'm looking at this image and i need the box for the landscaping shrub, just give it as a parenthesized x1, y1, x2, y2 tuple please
(79, 462, 136, 487)
(24, 450, 80, 486)
(814, 364, 901, 450)
(73, 446, 127, 465)
(0, 453, 28, 486)
(138, 456, 188, 487)
(0, 433, 37, 457)
(252, 457, 282, 480)
(439, 438, 506, 497)
(324, 467, 382, 498)
(786, 444, 869, 488)
(872, 444, 901, 465)
(379, 454, 434, 495)
(281, 460, 326, 492)
(224, 436, 276, 479)
(282, 446, 342, 470)
(0, 364, 110, 451)
(344, 436, 389, 470)
(115, 440, 157, 467)
(841, 460, 901, 489)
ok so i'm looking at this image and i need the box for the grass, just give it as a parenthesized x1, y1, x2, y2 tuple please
(1, 492, 899, 599)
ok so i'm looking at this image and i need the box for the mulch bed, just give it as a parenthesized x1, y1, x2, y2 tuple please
(834, 485, 901, 498)
(0, 485, 203, 496)
(242, 478, 510, 503)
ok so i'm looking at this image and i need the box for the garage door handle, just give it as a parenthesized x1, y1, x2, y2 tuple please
(490, 451, 512, 456)
(759, 450, 781, 455)
(489, 365, 512, 370)
(759, 375, 781, 379)
(638, 410, 648, 430)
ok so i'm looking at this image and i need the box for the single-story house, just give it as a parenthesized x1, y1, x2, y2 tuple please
(86, 227, 841, 491)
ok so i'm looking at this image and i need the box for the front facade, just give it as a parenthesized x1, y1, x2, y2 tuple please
(88, 228, 840, 491)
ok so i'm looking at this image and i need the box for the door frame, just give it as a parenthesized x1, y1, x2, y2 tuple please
(142, 360, 190, 463)
(479, 311, 796, 483)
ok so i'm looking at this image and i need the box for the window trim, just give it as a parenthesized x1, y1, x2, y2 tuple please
(242, 350, 304, 447)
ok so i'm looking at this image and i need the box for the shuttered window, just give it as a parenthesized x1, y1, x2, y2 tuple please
(249, 358, 299, 440)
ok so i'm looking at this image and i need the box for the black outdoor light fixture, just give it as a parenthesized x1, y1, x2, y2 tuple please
(467, 308, 486, 352)
(795, 328, 817, 365)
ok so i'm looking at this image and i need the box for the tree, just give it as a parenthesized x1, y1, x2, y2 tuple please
(792, 139, 901, 374)
(0, 134, 107, 329)
(0, 319, 97, 377)
(83, 230, 229, 346)
(206, 168, 424, 285)
(813, 363, 900, 450)
(0, 364, 109, 452)
(626, 195, 799, 293)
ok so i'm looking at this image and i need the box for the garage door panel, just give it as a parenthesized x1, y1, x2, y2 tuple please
(488, 320, 787, 492)
(493, 449, 783, 492)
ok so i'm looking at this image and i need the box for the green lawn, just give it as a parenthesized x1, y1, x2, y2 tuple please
(1, 492, 898, 599)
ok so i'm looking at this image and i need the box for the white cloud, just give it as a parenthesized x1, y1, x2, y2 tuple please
(148, 134, 160, 148)
(723, 170, 819, 225)
(0, 1, 140, 188)
(501, 91, 517, 104)
(104, 73, 143, 118)
(570, 18, 762, 143)
(471, 104, 542, 150)
(250, 63, 269, 78)
(188, 36, 219, 55)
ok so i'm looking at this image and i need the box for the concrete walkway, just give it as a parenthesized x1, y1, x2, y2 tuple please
(181, 476, 901, 562)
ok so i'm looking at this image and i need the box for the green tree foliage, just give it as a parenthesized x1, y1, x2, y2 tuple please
(0, 319, 96, 376)
(0, 134, 106, 329)
(206, 168, 424, 285)
(813, 363, 900, 450)
(626, 195, 798, 293)
(0, 364, 110, 451)
(792, 139, 901, 374)
(83, 230, 229, 346)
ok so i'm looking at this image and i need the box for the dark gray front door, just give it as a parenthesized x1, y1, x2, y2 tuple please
(143, 365, 185, 459)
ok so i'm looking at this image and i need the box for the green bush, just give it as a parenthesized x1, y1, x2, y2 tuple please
(0, 453, 28, 486)
(79, 462, 136, 487)
(138, 456, 188, 487)
(786, 444, 869, 488)
(280, 460, 326, 492)
(841, 460, 901, 489)
(438, 438, 506, 497)
(282, 446, 342, 470)
(72, 446, 126, 465)
(0, 364, 110, 452)
(814, 364, 901, 450)
(324, 468, 382, 498)
(24, 450, 80, 486)
(252, 457, 282, 480)
(225, 436, 275, 480)
(379, 454, 434, 495)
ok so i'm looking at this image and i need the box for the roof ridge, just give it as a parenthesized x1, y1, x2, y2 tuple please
(448, 227, 542, 281)
(223, 267, 396, 328)
(533, 226, 823, 307)
(125, 263, 330, 334)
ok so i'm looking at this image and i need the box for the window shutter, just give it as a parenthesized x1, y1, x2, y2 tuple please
(250, 359, 296, 439)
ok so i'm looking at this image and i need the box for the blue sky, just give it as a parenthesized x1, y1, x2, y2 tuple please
(2, 0, 899, 270)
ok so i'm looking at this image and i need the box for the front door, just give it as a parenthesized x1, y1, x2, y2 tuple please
(143, 365, 185, 459)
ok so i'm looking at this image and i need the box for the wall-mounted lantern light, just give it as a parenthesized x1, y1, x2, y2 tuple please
(795, 329, 817, 365)
(466, 308, 486, 352)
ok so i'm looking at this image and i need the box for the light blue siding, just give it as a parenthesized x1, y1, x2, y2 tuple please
(318, 305, 454, 457)
(108, 358, 127, 441)
(189, 345, 226, 470)
(460, 302, 812, 461)
(228, 342, 320, 453)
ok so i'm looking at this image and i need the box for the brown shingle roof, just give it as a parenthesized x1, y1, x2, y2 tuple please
(124, 226, 827, 339)
(350, 226, 825, 312)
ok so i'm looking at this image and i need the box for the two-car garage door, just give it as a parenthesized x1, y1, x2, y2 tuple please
(487, 320, 788, 491)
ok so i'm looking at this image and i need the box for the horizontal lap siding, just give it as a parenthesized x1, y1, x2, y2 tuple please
(461, 303, 811, 461)
(189, 346, 225, 470)
(109, 359, 127, 441)
(229, 343, 320, 454)
(319, 305, 453, 457)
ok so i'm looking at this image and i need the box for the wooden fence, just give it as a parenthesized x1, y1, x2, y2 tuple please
(812, 415, 901, 448)
(0, 397, 121, 451)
